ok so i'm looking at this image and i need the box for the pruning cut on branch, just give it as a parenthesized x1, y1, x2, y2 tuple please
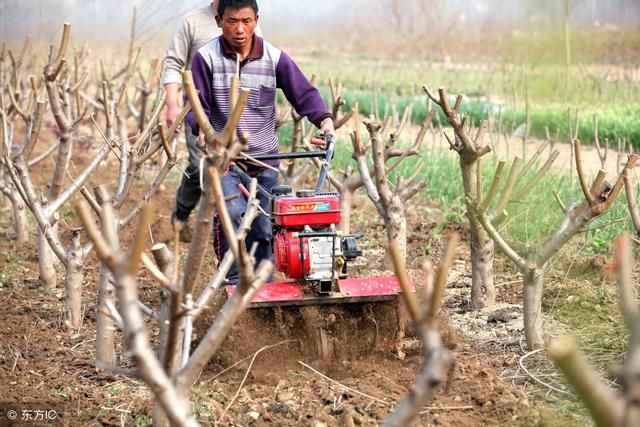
(352, 103, 429, 258)
(468, 141, 637, 349)
(383, 234, 458, 426)
(425, 86, 495, 309)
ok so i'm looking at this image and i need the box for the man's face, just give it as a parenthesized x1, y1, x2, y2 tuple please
(216, 7, 258, 52)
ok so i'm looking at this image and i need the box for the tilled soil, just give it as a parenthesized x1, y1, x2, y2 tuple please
(0, 270, 529, 426)
(0, 138, 569, 426)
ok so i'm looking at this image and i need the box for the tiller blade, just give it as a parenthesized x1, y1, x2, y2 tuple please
(226, 275, 414, 308)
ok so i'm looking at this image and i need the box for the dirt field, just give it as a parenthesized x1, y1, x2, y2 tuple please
(0, 134, 591, 426)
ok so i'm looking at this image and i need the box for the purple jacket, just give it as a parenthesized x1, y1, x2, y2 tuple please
(185, 36, 332, 164)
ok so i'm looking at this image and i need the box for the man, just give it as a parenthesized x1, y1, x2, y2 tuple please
(186, 0, 335, 284)
(162, 0, 262, 236)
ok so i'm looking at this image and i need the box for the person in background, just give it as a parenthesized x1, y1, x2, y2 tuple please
(162, 0, 262, 239)
(186, 0, 335, 284)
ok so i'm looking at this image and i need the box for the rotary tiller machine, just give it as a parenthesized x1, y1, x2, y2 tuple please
(226, 135, 412, 307)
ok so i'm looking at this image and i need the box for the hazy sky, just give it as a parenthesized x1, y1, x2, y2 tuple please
(0, 0, 345, 43)
(1, 0, 638, 46)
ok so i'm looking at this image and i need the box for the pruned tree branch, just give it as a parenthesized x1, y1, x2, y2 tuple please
(383, 236, 457, 426)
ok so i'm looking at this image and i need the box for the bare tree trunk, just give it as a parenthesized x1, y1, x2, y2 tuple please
(118, 271, 197, 426)
(96, 266, 117, 365)
(461, 161, 495, 308)
(152, 243, 182, 427)
(383, 196, 407, 259)
(38, 230, 57, 289)
(564, 0, 572, 91)
(9, 188, 28, 243)
(468, 216, 496, 308)
(470, 150, 638, 351)
(339, 188, 353, 235)
(425, 88, 495, 310)
(158, 288, 181, 363)
(360, 117, 426, 261)
(48, 131, 72, 201)
(152, 404, 171, 427)
(153, 244, 182, 371)
(182, 172, 214, 295)
(523, 266, 545, 349)
(64, 230, 84, 329)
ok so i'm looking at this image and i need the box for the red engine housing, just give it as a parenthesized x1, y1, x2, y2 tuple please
(274, 230, 310, 279)
(272, 193, 340, 278)
(272, 194, 340, 229)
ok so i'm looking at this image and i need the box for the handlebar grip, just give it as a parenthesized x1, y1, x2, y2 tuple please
(314, 134, 335, 193)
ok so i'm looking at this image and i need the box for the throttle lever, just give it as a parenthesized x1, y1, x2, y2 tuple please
(310, 137, 327, 147)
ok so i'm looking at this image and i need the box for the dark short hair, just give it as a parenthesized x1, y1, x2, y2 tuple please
(217, 0, 259, 18)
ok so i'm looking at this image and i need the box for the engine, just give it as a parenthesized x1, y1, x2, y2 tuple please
(271, 188, 361, 293)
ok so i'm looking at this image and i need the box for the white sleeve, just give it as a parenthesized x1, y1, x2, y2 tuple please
(162, 18, 192, 85)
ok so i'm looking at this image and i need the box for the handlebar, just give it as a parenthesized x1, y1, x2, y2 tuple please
(232, 134, 336, 195)
(314, 133, 335, 194)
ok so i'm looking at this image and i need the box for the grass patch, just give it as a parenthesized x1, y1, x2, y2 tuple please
(289, 50, 640, 147)
(537, 264, 627, 422)
(503, 105, 640, 148)
(314, 87, 640, 148)
(329, 131, 633, 255)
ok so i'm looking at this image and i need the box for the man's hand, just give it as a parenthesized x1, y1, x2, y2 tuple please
(166, 103, 180, 127)
(196, 133, 206, 149)
(164, 83, 181, 127)
(319, 117, 335, 136)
